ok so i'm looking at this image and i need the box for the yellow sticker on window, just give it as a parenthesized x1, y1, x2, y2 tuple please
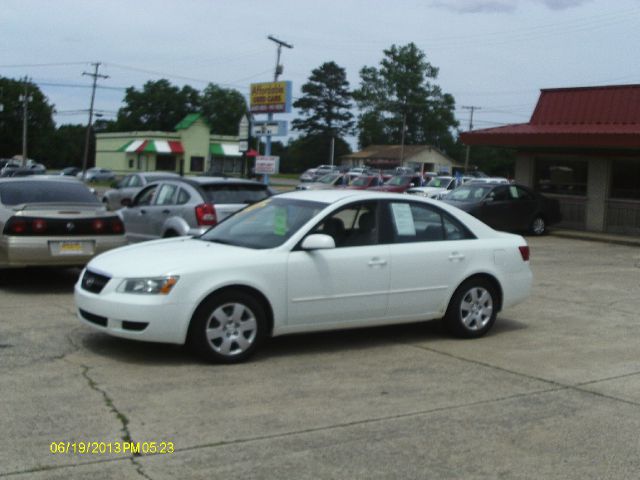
(273, 208, 287, 236)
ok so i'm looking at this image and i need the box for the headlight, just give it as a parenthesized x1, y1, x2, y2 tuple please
(117, 276, 179, 295)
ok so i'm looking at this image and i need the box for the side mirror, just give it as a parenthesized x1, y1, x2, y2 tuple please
(301, 234, 335, 250)
(111, 180, 121, 188)
(121, 198, 132, 207)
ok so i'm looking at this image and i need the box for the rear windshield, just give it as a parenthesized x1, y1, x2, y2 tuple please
(0, 181, 100, 205)
(201, 184, 270, 204)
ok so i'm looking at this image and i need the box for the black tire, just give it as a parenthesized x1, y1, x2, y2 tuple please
(530, 216, 546, 236)
(187, 290, 266, 363)
(443, 278, 498, 338)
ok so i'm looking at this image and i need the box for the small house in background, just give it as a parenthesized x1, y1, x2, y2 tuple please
(340, 144, 462, 174)
(95, 113, 242, 176)
(461, 84, 640, 235)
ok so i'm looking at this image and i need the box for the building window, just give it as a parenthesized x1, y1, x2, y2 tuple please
(190, 156, 204, 172)
(156, 155, 176, 171)
(534, 158, 587, 196)
(610, 158, 640, 200)
(128, 158, 134, 169)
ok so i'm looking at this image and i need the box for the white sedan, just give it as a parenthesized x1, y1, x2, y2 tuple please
(75, 190, 532, 363)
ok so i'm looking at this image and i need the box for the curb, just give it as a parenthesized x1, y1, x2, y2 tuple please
(550, 230, 640, 248)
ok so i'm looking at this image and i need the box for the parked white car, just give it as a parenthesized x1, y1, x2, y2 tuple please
(75, 190, 532, 363)
(406, 176, 458, 199)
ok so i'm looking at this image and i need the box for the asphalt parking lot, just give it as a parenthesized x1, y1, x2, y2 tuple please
(1, 235, 640, 479)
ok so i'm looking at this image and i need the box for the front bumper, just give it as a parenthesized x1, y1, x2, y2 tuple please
(74, 276, 193, 344)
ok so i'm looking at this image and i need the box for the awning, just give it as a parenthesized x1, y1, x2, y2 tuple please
(119, 140, 184, 154)
(210, 143, 241, 157)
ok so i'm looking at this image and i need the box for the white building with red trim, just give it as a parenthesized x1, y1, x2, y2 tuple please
(95, 113, 243, 176)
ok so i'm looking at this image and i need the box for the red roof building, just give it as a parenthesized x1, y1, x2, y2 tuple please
(461, 85, 640, 149)
(461, 85, 640, 235)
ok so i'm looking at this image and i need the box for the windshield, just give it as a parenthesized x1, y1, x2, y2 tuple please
(386, 176, 410, 186)
(351, 176, 370, 187)
(446, 185, 492, 202)
(318, 174, 340, 184)
(0, 181, 100, 205)
(201, 184, 270, 204)
(426, 177, 452, 188)
(200, 197, 326, 249)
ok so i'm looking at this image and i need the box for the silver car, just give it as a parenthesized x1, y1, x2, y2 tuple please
(119, 177, 273, 243)
(102, 171, 180, 210)
(0, 176, 126, 269)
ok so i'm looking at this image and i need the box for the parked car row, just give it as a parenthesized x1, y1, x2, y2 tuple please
(296, 171, 560, 236)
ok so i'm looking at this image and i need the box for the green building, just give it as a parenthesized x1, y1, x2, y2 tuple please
(95, 114, 243, 176)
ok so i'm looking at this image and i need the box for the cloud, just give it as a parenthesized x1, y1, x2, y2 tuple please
(431, 0, 592, 13)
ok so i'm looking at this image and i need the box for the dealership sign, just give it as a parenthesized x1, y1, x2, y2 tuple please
(250, 81, 292, 113)
(254, 155, 280, 175)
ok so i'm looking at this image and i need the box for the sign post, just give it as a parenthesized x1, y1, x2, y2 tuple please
(250, 81, 292, 185)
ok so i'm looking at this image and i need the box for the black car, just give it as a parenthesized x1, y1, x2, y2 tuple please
(442, 182, 561, 235)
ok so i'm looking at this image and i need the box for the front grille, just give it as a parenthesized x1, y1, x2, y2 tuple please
(81, 270, 110, 294)
(79, 309, 107, 327)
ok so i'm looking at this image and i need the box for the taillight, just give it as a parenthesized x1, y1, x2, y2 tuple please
(195, 203, 217, 226)
(111, 218, 124, 234)
(92, 219, 105, 233)
(32, 219, 48, 233)
(5, 218, 28, 235)
(519, 245, 530, 261)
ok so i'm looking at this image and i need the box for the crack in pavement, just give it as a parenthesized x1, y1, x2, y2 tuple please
(72, 361, 153, 480)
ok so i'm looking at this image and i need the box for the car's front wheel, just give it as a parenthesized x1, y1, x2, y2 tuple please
(188, 290, 266, 363)
(443, 278, 497, 338)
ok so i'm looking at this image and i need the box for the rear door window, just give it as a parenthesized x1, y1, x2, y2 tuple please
(201, 184, 270, 204)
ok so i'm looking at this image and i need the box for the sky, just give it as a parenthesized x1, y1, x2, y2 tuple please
(1, 0, 639, 148)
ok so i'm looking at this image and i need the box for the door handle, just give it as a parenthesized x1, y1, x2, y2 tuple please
(368, 258, 388, 267)
(162, 209, 170, 214)
(140, 209, 147, 215)
(448, 252, 465, 261)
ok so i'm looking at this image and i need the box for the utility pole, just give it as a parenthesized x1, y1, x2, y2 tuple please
(399, 111, 407, 167)
(263, 35, 292, 184)
(81, 62, 109, 180)
(462, 105, 480, 173)
(20, 78, 32, 167)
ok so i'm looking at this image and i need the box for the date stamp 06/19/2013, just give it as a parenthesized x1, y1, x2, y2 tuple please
(50, 441, 174, 455)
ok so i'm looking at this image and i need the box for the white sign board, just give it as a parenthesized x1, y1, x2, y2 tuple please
(255, 156, 280, 175)
(252, 121, 288, 137)
(238, 140, 249, 152)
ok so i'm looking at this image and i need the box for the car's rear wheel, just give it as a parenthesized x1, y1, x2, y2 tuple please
(188, 290, 265, 363)
(443, 278, 497, 338)
(530, 216, 546, 235)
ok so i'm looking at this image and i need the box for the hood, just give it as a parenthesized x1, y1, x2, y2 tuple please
(86, 237, 254, 278)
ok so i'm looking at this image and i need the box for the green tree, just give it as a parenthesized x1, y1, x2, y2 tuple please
(115, 79, 201, 131)
(292, 61, 354, 137)
(352, 43, 458, 153)
(48, 124, 86, 168)
(285, 134, 351, 173)
(0, 77, 56, 161)
(201, 84, 247, 135)
(291, 62, 354, 166)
